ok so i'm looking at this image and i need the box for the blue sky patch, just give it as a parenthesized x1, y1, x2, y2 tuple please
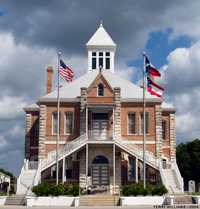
(128, 28, 192, 72)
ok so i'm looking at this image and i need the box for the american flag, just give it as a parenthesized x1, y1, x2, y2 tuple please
(59, 59, 74, 81)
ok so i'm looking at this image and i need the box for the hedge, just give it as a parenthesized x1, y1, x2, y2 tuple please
(122, 183, 167, 196)
(32, 182, 79, 197)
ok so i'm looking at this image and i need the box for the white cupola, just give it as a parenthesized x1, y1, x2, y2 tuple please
(86, 23, 116, 73)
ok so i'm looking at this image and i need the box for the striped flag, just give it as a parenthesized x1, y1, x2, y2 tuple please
(144, 55, 161, 77)
(144, 55, 164, 97)
(59, 59, 74, 81)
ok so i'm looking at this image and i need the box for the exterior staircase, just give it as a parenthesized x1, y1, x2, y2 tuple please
(17, 161, 40, 195)
(159, 160, 184, 194)
(17, 135, 183, 195)
(115, 139, 158, 169)
(79, 195, 120, 206)
(41, 134, 87, 171)
(163, 169, 181, 193)
(5, 195, 25, 205)
(115, 139, 184, 194)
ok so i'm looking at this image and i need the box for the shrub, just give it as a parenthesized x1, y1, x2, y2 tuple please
(32, 182, 79, 197)
(0, 192, 7, 196)
(122, 183, 167, 196)
(68, 185, 79, 196)
(151, 185, 168, 196)
(51, 184, 65, 196)
(32, 182, 51, 196)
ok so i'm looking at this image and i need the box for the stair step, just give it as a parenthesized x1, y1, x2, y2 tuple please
(174, 196, 193, 204)
(5, 195, 26, 205)
(80, 195, 119, 206)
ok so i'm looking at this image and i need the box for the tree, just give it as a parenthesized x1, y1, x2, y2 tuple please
(176, 139, 200, 184)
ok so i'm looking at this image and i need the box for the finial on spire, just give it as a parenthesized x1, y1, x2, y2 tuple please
(100, 20, 103, 27)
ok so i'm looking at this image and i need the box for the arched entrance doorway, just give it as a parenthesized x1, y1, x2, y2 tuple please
(91, 155, 109, 186)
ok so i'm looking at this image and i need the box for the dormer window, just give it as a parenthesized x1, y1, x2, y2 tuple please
(98, 83, 104, 96)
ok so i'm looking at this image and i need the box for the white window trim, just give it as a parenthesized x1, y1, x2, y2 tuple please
(64, 111, 74, 135)
(52, 112, 58, 135)
(139, 112, 149, 135)
(105, 51, 110, 70)
(92, 52, 97, 70)
(127, 112, 137, 135)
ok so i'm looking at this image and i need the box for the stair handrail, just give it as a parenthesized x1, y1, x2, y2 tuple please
(16, 159, 26, 194)
(41, 134, 87, 169)
(118, 139, 157, 159)
(159, 160, 170, 193)
(171, 161, 184, 192)
(115, 138, 158, 167)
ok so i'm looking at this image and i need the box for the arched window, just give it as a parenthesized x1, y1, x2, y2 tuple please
(98, 83, 104, 96)
(92, 155, 109, 164)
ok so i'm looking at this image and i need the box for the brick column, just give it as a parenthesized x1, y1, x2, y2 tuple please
(155, 105, 162, 158)
(114, 87, 121, 140)
(25, 113, 32, 159)
(80, 87, 87, 135)
(170, 113, 176, 162)
(38, 105, 46, 160)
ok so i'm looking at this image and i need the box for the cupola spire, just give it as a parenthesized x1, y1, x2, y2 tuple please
(86, 23, 116, 73)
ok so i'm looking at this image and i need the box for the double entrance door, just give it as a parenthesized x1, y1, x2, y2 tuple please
(91, 164, 109, 186)
(92, 120, 108, 140)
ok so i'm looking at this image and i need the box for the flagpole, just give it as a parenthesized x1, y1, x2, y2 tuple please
(56, 51, 61, 185)
(142, 52, 146, 189)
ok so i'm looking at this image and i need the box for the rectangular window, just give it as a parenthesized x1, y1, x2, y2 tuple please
(99, 52, 103, 56)
(128, 113, 136, 134)
(140, 112, 149, 134)
(106, 52, 110, 56)
(99, 57, 103, 68)
(162, 121, 167, 140)
(52, 112, 60, 135)
(92, 52, 96, 56)
(65, 112, 74, 134)
(106, 57, 110, 69)
(92, 57, 96, 69)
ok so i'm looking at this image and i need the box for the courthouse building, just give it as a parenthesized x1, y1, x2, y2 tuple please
(17, 24, 183, 194)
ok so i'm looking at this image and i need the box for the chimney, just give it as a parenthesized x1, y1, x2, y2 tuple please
(46, 66, 53, 94)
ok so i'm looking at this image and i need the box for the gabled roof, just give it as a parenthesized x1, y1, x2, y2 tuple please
(39, 70, 161, 103)
(86, 24, 116, 47)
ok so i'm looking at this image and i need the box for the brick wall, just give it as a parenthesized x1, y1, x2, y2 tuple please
(121, 102, 156, 141)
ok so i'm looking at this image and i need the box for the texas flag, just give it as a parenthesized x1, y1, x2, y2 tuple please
(144, 55, 164, 97)
(147, 77, 164, 97)
(144, 55, 161, 77)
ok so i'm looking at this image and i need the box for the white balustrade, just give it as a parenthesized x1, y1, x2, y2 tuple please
(41, 134, 87, 169)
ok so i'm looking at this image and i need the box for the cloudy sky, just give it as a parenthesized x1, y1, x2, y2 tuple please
(0, 0, 200, 175)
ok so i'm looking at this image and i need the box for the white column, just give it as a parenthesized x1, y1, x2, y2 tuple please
(103, 51, 106, 69)
(86, 144, 88, 190)
(86, 106, 88, 138)
(110, 51, 115, 73)
(88, 51, 92, 72)
(62, 157, 66, 183)
(135, 157, 138, 183)
(113, 143, 116, 194)
(96, 51, 99, 69)
(112, 107, 115, 140)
